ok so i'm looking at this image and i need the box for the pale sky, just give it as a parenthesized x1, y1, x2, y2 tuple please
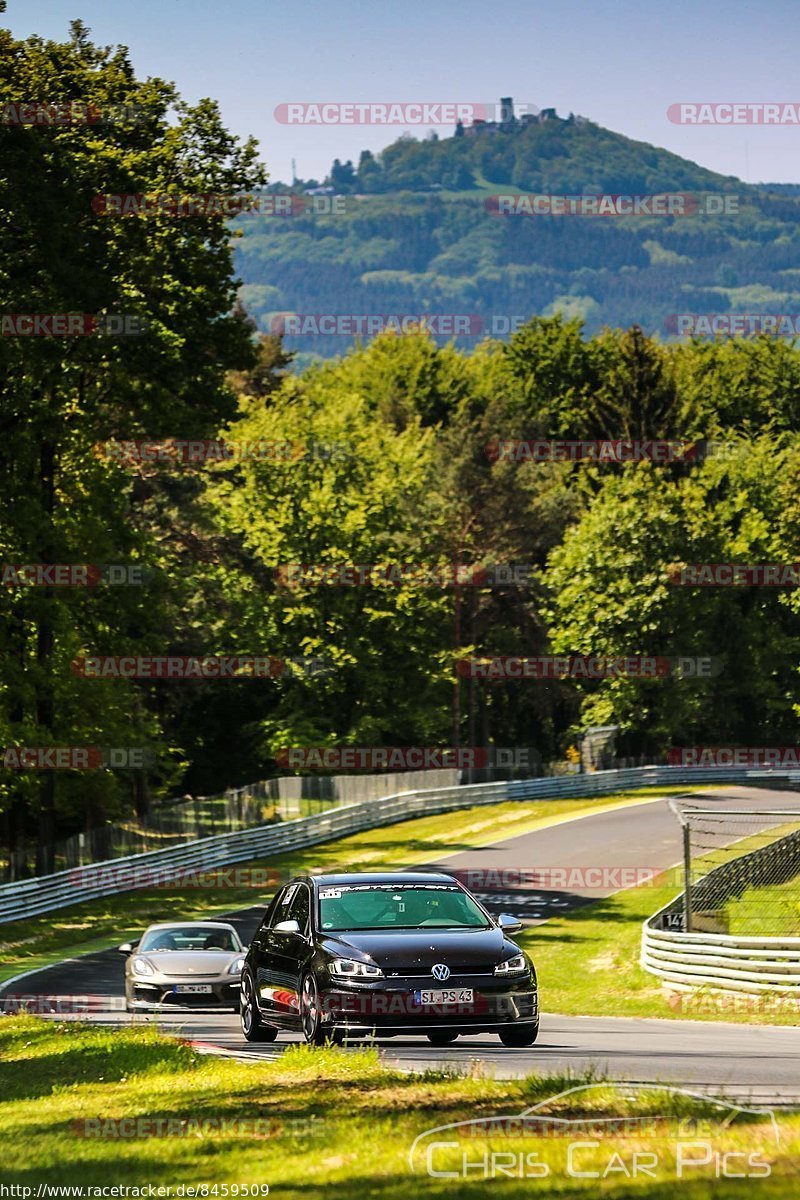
(6, 0, 800, 185)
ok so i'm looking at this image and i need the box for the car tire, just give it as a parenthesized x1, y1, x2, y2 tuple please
(499, 1022, 539, 1048)
(300, 973, 329, 1046)
(240, 972, 278, 1043)
(427, 1031, 459, 1046)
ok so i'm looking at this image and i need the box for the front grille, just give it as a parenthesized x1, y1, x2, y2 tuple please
(167, 972, 220, 979)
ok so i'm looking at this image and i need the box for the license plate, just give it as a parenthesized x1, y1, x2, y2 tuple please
(415, 988, 474, 1005)
(173, 984, 213, 994)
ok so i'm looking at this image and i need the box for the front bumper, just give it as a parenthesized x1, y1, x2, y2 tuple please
(318, 973, 538, 1034)
(127, 978, 241, 1009)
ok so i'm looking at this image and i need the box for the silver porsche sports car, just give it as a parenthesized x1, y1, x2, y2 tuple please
(120, 921, 245, 1012)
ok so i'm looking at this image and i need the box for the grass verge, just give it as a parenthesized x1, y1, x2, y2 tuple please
(0, 1016, 797, 1196)
(725, 877, 800, 936)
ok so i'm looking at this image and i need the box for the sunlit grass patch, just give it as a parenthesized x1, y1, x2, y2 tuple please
(1, 1016, 797, 1197)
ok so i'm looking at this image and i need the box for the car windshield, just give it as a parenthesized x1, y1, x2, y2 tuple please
(317, 884, 491, 931)
(139, 926, 241, 952)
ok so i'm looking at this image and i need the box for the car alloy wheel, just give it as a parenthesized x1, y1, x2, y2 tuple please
(301, 973, 328, 1045)
(241, 973, 277, 1043)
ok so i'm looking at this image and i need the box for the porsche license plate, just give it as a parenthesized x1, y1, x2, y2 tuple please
(174, 984, 213, 994)
(415, 988, 473, 1005)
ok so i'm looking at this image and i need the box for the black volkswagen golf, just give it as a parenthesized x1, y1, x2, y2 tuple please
(240, 871, 538, 1046)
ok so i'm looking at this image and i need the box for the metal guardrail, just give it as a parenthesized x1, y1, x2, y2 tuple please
(641, 921, 800, 993)
(641, 809, 800, 995)
(0, 763, 794, 927)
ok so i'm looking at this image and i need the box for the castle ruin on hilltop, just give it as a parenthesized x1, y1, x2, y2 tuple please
(457, 99, 586, 137)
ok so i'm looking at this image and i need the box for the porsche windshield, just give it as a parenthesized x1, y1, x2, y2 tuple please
(139, 926, 241, 952)
(317, 884, 491, 931)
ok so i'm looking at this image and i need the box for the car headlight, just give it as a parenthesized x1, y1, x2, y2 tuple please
(329, 957, 383, 978)
(131, 956, 155, 976)
(227, 956, 245, 975)
(494, 954, 527, 976)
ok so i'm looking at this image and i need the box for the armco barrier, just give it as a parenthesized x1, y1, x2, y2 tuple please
(641, 819, 800, 995)
(0, 764, 794, 926)
(641, 920, 800, 994)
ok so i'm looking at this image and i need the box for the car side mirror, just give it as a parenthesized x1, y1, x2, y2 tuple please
(118, 942, 135, 955)
(497, 914, 523, 933)
(273, 919, 301, 935)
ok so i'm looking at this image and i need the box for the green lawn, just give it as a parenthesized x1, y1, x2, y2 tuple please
(1, 1016, 797, 1197)
(724, 876, 800, 936)
(0, 788, 684, 986)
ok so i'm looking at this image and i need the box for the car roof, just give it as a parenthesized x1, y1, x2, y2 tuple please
(305, 871, 459, 889)
(143, 921, 237, 932)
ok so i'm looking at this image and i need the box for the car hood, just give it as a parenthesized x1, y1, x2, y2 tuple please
(320, 926, 519, 972)
(135, 951, 240, 975)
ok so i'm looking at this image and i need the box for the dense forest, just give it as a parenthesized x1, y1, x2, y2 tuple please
(2, 22, 800, 870)
(237, 114, 800, 359)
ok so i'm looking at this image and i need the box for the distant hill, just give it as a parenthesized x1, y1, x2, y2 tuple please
(234, 109, 800, 358)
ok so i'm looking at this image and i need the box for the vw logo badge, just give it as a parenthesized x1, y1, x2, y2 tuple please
(432, 963, 450, 981)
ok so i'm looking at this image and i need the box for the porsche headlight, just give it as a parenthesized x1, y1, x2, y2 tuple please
(494, 954, 527, 976)
(329, 957, 383, 978)
(227, 956, 246, 975)
(131, 956, 155, 976)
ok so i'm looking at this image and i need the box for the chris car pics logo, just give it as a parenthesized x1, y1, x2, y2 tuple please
(409, 1083, 779, 1181)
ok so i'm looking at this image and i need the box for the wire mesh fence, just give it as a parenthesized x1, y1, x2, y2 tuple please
(668, 803, 800, 935)
(0, 782, 277, 883)
(0, 751, 687, 883)
(0, 767, 460, 881)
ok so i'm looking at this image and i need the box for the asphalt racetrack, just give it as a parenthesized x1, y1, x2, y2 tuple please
(3, 786, 799, 1100)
